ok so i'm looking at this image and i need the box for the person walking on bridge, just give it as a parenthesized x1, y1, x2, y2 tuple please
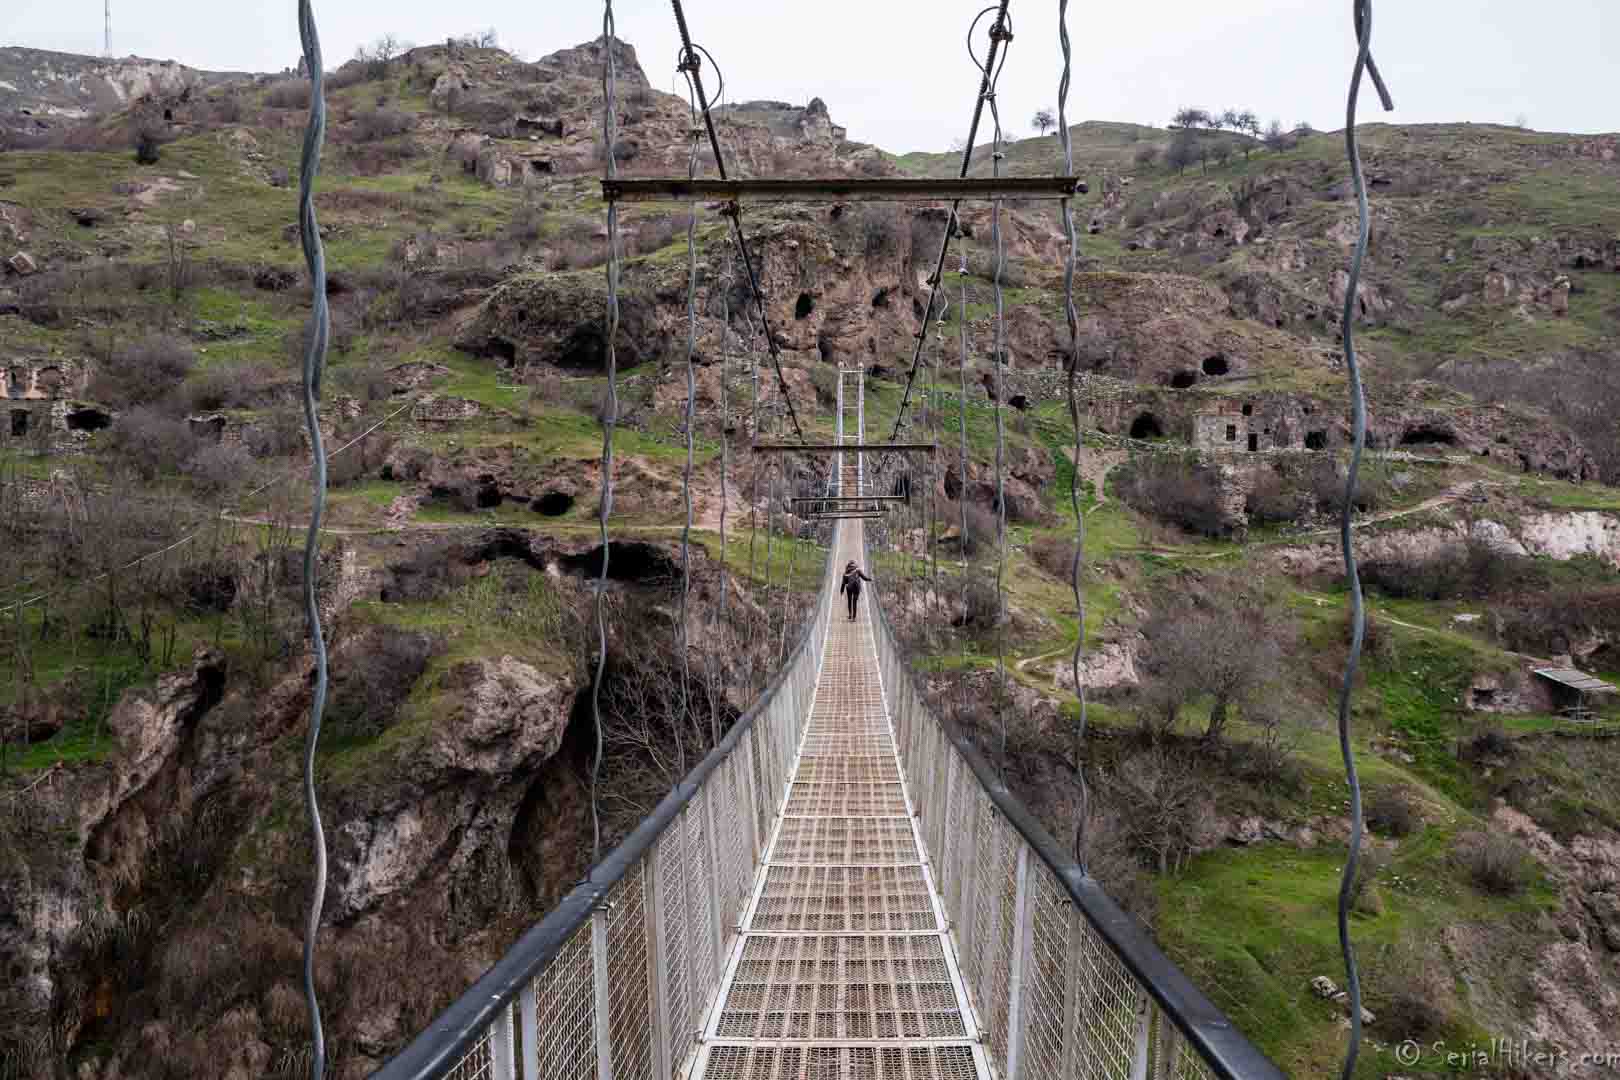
(839, 560, 873, 621)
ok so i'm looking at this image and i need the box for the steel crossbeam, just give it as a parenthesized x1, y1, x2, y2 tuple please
(602, 177, 1086, 204)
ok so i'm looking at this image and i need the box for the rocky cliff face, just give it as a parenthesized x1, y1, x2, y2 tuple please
(0, 47, 243, 139)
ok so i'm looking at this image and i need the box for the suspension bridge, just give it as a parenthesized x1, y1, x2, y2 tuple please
(275, 0, 1394, 1076)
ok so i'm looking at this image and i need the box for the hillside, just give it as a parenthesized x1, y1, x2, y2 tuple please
(1, 33, 1618, 1078)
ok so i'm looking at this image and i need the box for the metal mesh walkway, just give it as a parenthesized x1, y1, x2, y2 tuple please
(691, 526, 991, 1080)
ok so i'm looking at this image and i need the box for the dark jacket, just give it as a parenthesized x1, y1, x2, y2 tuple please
(839, 568, 873, 596)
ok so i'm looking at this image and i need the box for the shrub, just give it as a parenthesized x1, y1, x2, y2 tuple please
(1377, 938, 1453, 1040)
(1028, 534, 1079, 582)
(133, 126, 163, 165)
(1454, 830, 1532, 896)
(1365, 786, 1418, 837)
(186, 441, 256, 494)
(353, 108, 414, 142)
(1244, 468, 1305, 524)
(1460, 725, 1513, 762)
(1104, 749, 1211, 874)
(91, 335, 196, 409)
(107, 407, 198, 480)
(1118, 455, 1232, 537)
(265, 80, 312, 110)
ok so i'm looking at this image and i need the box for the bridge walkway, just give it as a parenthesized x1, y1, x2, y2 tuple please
(690, 523, 990, 1080)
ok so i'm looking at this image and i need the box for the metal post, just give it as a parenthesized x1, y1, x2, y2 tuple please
(701, 789, 725, 986)
(856, 368, 866, 493)
(492, 1001, 517, 1080)
(835, 369, 845, 497)
(1005, 846, 1035, 1080)
(644, 854, 672, 1080)
(592, 907, 614, 1080)
(520, 982, 539, 1080)
(1061, 907, 1085, 1080)
(740, 736, 762, 868)
(1131, 998, 1154, 1080)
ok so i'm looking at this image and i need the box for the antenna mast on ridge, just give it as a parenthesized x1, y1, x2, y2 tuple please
(104, 0, 112, 58)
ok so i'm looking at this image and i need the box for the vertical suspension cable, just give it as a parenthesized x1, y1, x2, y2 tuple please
(1338, 3, 1393, 1077)
(293, 3, 329, 1073)
(1056, 0, 1090, 870)
(956, 248, 971, 729)
(745, 338, 762, 698)
(711, 258, 733, 746)
(986, 84, 1010, 783)
(678, 72, 701, 774)
(590, 7, 621, 868)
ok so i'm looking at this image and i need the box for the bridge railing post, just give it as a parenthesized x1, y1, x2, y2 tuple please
(1004, 844, 1036, 1080)
(491, 1001, 516, 1080)
(591, 906, 613, 1080)
(518, 981, 538, 1080)
(643, 850, 672, 1080)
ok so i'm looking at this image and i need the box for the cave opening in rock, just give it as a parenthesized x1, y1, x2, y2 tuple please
(536, 490, 575, 516)
(795, 293, 815, 319)
(817, 338, 834, 363)
(1305, 430, 1327, 450)
(871, 288, 890, 309)
(1169, 371, 1198, 389)
(1400, 425, 1457, 447)
(475, 484, 503, 509)
(1241, 403, 1253, 417)
(1202, 354, 1230, 376)
(1247, 433, 1260, 452)
(66, 407, 111, 432)
(560, 541, 678, 583)
(9, 409, 28, 437)
(1129, 412, 1164, 440)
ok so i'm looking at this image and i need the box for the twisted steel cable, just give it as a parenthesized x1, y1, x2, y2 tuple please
(590, 3, 622, 868)
(1056, 0, 1090, 870)
(986, 81, 1010, 783)
(1337, 3, 1394, 1076)
(293, 0, 330, 1073)
(678, 72, 702, 776)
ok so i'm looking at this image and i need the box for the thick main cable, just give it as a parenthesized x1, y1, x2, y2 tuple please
(889, 1, 1012, 441)
(590, 4, 621, 868)
(1056, 0, 1090, 870)
(1337, 3, 1394, 1077)
(293, 1, 329, 1075)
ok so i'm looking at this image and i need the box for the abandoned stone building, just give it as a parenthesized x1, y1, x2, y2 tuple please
(1191, 399, 1332, 454)
(2, 358, 108, 450)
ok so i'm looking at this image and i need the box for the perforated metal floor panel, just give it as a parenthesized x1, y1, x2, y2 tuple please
(691, 523, 988, 1080)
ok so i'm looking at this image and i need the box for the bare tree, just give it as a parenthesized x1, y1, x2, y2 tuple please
(1165, 129, 1198, 175)
(1136, 574, 1293, 740)
(1263, 118, 1294, 153)
(1171, 107, 1210, 131)
(1031, 108, 1056, 137)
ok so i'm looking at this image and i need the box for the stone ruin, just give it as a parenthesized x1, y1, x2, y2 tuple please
(2, 357, 108, 451)
(1192, 399, 1330, 454)
(412, 396, 484, 424)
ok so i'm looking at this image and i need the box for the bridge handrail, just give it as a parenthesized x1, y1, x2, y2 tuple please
(864, 562, 1286, 1080)
(373, 537, 838, 1079)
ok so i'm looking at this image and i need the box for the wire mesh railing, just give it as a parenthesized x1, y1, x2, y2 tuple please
(864, 559, 1286, 1080)
(372, 543, 837, 1080)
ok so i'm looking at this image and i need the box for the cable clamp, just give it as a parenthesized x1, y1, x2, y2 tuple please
(677, 47, 702, 74)
(992, 151, 1006, 161)
(989, 21, 1013, 43)
(720, 200, 741, 220)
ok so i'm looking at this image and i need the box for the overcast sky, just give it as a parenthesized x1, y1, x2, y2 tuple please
(7, 1, 1615, 152)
